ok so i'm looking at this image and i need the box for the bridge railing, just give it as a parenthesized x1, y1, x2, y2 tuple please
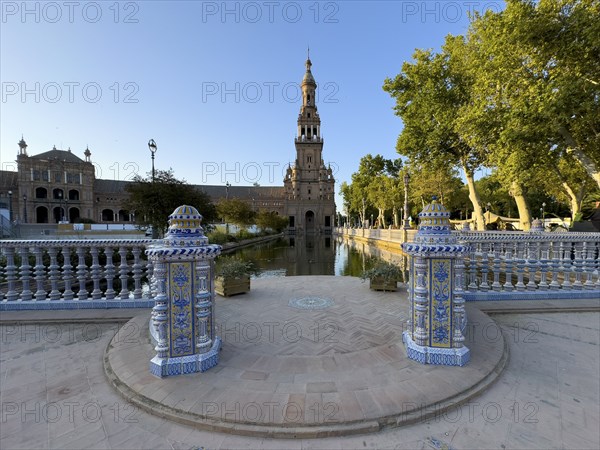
(457, 231, 600, 300)
(0, 239, 154, 309)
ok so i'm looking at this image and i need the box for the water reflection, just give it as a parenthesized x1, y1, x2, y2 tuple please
(224, 236, 409, 282)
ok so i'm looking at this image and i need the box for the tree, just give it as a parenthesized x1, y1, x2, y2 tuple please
(383, 36, 488, 230)
(461, 0, 600, 225)
(125, 169, 216, 235)
(216, 198, 255, 228)
(255, 211, 288, 233)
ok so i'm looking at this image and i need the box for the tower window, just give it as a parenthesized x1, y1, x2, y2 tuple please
(307, 94, 311, 102)
(308, 113, 311, 118)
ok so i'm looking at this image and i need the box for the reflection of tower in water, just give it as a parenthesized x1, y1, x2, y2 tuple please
(285, 235, 335, 276)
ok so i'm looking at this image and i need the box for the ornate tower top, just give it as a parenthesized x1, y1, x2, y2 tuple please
(18, 135, 28, 155)
(84, 146, 91, 162)
(164, 205, 209, 247)
(403, 198, 470, 252)
(297, 53, 320, 140)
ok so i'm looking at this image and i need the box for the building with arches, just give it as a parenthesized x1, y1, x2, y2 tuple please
(1, 56, 335, 233)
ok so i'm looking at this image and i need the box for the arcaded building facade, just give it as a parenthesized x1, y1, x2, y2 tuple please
(1, 57, 335, 232)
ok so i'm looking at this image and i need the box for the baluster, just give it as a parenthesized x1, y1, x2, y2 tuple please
(453, 252, 467, 347)
(515, 242, 526, 291)
(195, 263, 212, 354)
(146, 259, 155, 299)
(19, 246, 33, 300)
(76, 246, 88, 300)
(503, 244, 514, 291)
(90, 246, 102, 300)
(62, 246, 74, 300)
(413, 256, 428, 346)
(526, 242, 538, 291)
(491, 243, 502, 291)
(34, 246, 47, 301)
(104, 246, 116, 300)
(132, 246, 143, 299)
(573, 242, 584, 289)
(538, 240, 549, 290)
(561, 241, 572, 289)
(48, 247, 61, 300)
(4, 247, 18, 301)
(468, 245, 478, 291)
(118, 246, 130, 299)
(549, 241, 561, 290)
(479, 242, 490, 291)
(152, 261, 169, 361)
(583, 241, 595, 289)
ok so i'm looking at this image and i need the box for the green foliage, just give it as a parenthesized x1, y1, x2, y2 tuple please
(207, 231, 233, 245)
(216, 256, 256, 280)
(236, 229, 255, 241)
(216, 198, 255, 227)
(255, 210, 288, 233)
(125, 169, 216, 236)
(360, 261, 402, 283)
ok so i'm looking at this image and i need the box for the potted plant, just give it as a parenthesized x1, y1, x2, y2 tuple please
(214, 257, 254, 297)
(361, 261, 402, 292)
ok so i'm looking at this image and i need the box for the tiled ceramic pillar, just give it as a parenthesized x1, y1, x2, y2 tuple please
(146, 205, 222, 377)
(402, 199, 470, 366)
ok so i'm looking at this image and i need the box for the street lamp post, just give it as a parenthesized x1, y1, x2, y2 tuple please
(403, 172, 411, 229)
(148, 139, 158, 238)
(541, 202, 546, 229)
(23, 195, 27, 223)
(225, 182, 231, 199)
(370, 214, 374, 228)
(148, 139, 157, 182)
(8, 190, 13, 223)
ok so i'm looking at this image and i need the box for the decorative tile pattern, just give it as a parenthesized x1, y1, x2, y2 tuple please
(146, 205, 222, 378)
(169, 262, 195, 357)
(288, 296, 334, 310)
(430, 259, 452, 348)
(402, 199, 470, 366)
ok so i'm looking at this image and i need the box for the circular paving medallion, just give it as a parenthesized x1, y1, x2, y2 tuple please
(288, 296, 334, 310)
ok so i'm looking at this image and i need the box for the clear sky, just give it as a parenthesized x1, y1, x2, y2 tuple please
(1, 1, 505, 208)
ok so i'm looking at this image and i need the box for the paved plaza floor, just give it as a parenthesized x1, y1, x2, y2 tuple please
(1, 276, 599, 449)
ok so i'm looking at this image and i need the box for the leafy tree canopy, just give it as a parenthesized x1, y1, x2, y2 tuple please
(125, 169, 217, 235)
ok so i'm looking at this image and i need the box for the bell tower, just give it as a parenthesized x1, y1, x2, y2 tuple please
(284, 52, 336, 234)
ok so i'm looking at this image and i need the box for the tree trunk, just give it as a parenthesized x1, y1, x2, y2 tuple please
(560, 127, 600, 189)
(378, 208, 386, 228)
(463, 167, 484, 230)
(510, 180, 531, 231)
(561, 181, 584, 221)
(393, 206, 399, 228)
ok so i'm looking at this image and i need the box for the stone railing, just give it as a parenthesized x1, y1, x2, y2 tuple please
(334, 226, 417, 245)
(0, 239, 154, 310)
(336, 226, 600, 301)
(458, 231, 600, 301)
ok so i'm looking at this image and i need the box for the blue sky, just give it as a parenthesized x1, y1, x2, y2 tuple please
(1, 1, 504, 208)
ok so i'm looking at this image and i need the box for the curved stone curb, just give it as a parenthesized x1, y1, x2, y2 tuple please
(103, 315, 509, 438)
(103, 276, 510, 439)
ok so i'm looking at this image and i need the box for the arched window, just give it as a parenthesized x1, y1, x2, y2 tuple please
(118, 210, 130, 222)
(36, 206, 48, 224)
(35, 187, 47, 199)
(68, 189, 79, 201)
(102, 209, 114, 222)
(69, 207, 80, 223)
(53, 188, 64, 200)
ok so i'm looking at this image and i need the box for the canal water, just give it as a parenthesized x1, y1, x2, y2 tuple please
(223, 236, 409, 282)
